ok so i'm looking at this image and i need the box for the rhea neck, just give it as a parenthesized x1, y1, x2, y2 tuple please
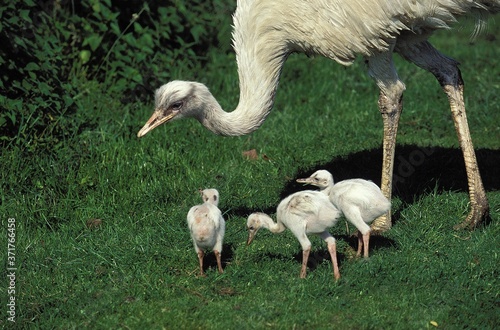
(199, 6, 290, 136)
(259, 214, 286, 234)
(317, 183, 334, 196)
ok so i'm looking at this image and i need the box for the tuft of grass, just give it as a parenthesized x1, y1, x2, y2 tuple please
(1, 16, 499, 330)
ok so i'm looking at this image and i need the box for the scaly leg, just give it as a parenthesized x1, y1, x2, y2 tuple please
(446, 83, 489, 229)
(397, 41, 489, 229)
(367, 50, 405, 233)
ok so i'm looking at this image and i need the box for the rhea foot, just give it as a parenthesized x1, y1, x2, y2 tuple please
(370, 213, 391, 234)
(453, 203, 489, 230)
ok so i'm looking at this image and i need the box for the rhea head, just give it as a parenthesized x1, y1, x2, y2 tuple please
(137, 81, 214, 137)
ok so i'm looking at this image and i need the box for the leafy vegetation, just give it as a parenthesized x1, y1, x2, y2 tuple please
(1, 2, 499, 329)
(0, 0, 234, 151)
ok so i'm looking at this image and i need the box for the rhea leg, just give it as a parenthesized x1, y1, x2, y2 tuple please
(327, 242, 340, 280)
(197, 250, 205, 277)
(292, 228, 313, 278)
(446, 83, 488, 229)
(367, 50, 405, 233)
(214, 250, 224, 274)
(300, 248, 310, 279)
(357, 231, 371, 258)
(356, 231, 363, 256)
(321, 233, 340, 280)
(397, 41, 489, 229)
(342, 206, 373, 257)
(377, 99, 401, 230)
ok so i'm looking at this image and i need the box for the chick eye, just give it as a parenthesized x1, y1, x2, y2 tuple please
(171, 101, 183, 110)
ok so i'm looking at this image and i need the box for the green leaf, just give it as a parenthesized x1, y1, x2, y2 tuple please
(25, 62, 40, 71)
(63, 94, 74, 107)
(110, 22, 120, 35)
(21, 79, 33, 91)
(133, 22, 143, 33)
(80, 50, 91, 64)
(38, 82, 52, 96)
(19, 9, 32, 23)
(84, 34, 103, 52)
(92, 2, 101, 13)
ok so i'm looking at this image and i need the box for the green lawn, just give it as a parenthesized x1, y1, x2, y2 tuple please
(1, 17, 499, 329)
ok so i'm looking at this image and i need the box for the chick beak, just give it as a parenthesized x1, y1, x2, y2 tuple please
(247, 229, 257, 246)
(296, 177, 313, 185)
(137, 109, 178, 138)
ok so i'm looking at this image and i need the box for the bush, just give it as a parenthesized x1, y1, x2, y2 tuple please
(0, 0, 235, 151)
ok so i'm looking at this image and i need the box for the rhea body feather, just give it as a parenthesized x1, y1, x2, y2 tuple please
(247, 191, 342, 246)
(187, 189, 225, 251)
(330, 179, 392, 234)
(188, 204, 223, 249)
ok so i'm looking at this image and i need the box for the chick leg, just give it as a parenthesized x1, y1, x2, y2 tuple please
(300, 249, 310, 279)
(197, 250, 205, 277)
(362, 232, 371, 258)
(214, 250, 223, 274)
(327, 241, 341, 280)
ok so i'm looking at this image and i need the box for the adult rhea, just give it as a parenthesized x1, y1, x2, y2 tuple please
(138, 0, 499, 231)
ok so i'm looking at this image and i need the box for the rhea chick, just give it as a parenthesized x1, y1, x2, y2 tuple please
(297, 170, 390, 258)
(247, 190, 342, 280)
(187, 188, 225, 276)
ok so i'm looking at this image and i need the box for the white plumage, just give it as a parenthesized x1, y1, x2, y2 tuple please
(297, 170, 391, 258)
(247, 190, 343, 279)
(139, 0, 498, 230)
(187, 189, 225, 276)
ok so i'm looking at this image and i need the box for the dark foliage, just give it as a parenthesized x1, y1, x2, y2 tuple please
(0, 0, 235, 151)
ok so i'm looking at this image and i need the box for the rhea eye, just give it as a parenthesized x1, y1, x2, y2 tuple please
(171, 101, 183, 110)
(248, 226, 254, 230)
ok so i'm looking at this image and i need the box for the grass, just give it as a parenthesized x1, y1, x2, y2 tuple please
(1, 18, 499, 329)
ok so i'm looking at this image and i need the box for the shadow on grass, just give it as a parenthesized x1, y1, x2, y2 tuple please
(291, 248, 347, 273)
(201, 242, 236, 274)
(226, 145, 498, 269)
(291, 234, 397, 271)
(229, 145, 499, 221)
(283, 145, 500, 224)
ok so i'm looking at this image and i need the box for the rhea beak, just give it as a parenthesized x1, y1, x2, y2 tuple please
(296, 177, 313, 185)
(247, 228, 257, 245)
(137, 109, 178, 138)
